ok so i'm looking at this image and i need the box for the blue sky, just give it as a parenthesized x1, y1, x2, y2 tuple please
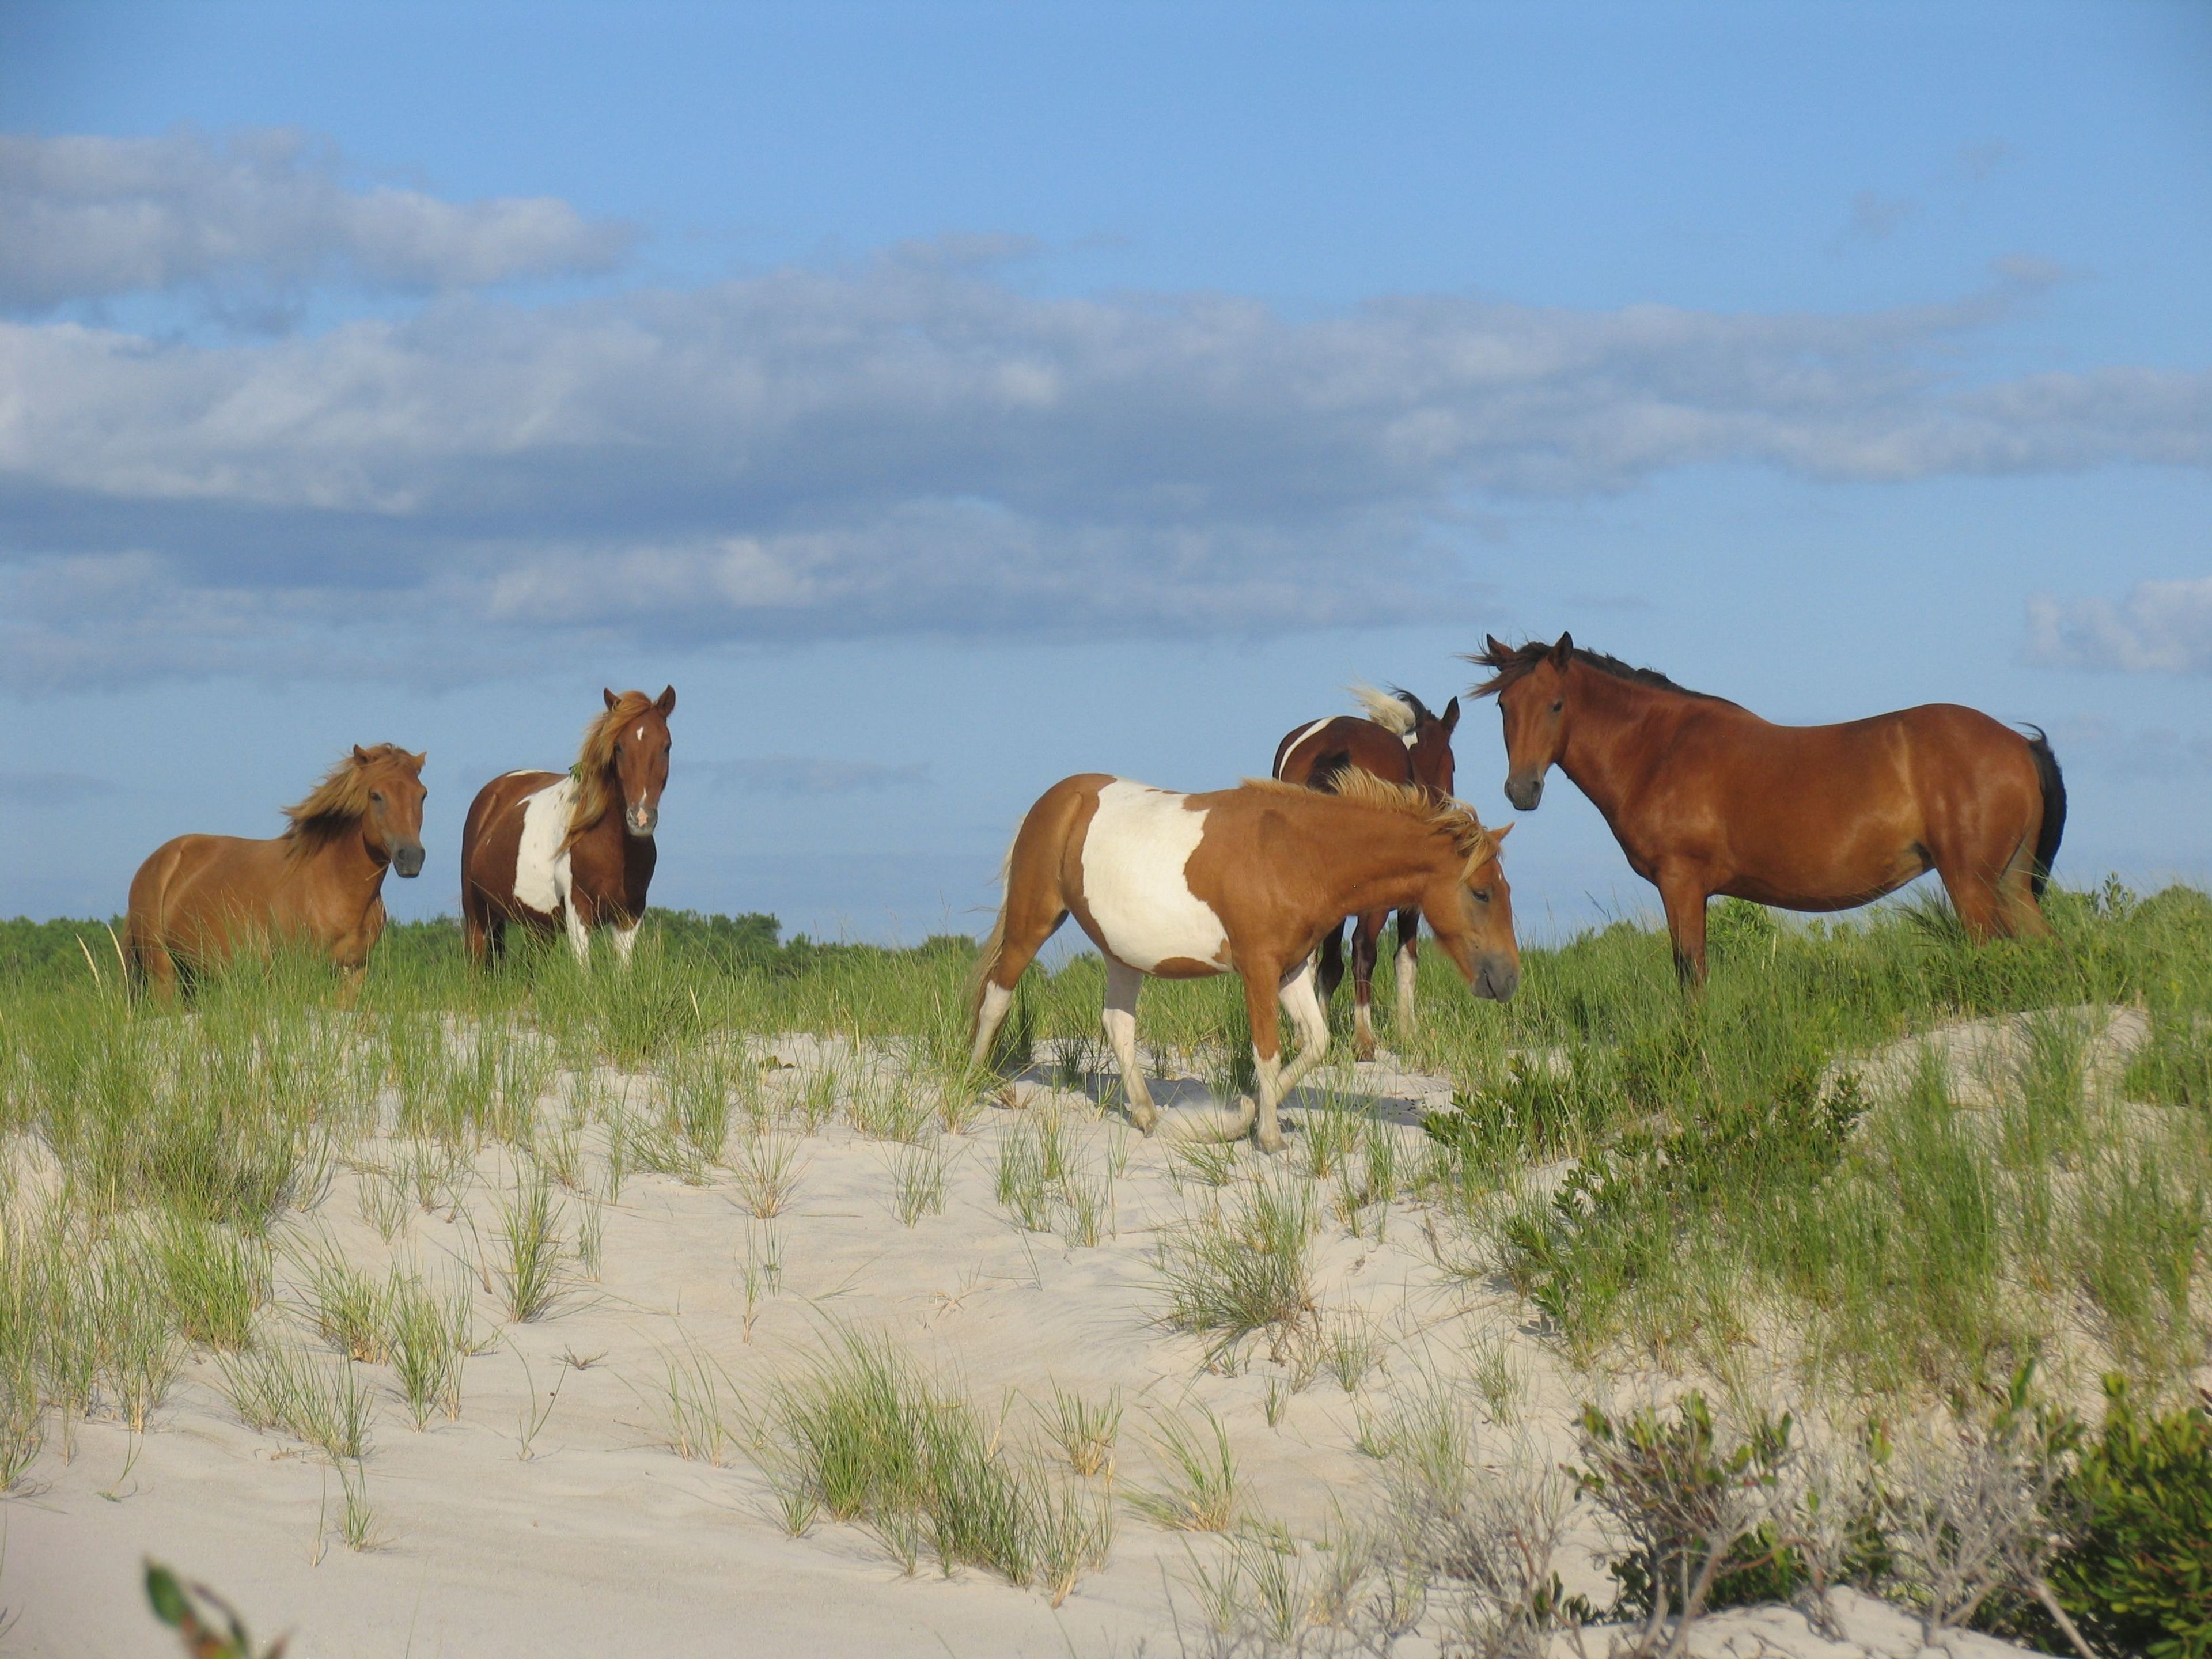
(2, 1, 2209, 942)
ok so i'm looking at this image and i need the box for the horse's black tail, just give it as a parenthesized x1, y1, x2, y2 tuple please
(2022, 724, 2067, 900)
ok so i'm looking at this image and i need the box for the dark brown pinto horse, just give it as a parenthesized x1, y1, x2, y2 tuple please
(1469, 634, 2066, 984)
(1271, 685, 1460, 1059)
(460, 687, 675, 968)
(969, 770, 1517, 1152)
(126, 744, 428, 1001)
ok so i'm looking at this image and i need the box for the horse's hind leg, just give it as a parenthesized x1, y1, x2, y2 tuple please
(1392, 906, 1421, 1037)
(1315, 919, 1348, 1005)
(1349, 910, 1384, 1061)
(1100, 956, 1160, 1132)
(1933, 852, 2008, 942)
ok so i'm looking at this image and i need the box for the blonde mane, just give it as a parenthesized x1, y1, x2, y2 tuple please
(566, 691, 659, 850)
(1347, 682, 1415, 735)
(283, 745, 419, 857)
(1244, 771, 1501, 876)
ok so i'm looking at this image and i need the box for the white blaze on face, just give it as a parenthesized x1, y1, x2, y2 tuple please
(513, 777, 577, 919)
(1080, 781, 1229, 973)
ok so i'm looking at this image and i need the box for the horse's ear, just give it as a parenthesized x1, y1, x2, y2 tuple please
(352, 744, 370, 762)
(1441, 696, 1461, 733)
(656, 685, 676, 715)
(1484, 633, 1510, 660)
(1491, 822, 1513, 842)
(412, 751, 428, 770)
(603, 688, 619, 710)
(1550, 632, 1574, 667)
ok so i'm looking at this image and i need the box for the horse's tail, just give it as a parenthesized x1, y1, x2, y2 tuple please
(967, 844, 1015, 1025)
(2022, 724, 2067, 900)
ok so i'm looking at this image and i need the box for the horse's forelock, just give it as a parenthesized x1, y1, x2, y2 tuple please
(567, 690, 665, 847)
(1464, 641, 1554, 699)
(283, 744, 416, 853)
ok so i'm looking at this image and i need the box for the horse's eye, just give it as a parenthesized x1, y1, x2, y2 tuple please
(1550, 700, 1563, 714)
(1471, 887, 1493, 903)
(370, 791, 384, 804)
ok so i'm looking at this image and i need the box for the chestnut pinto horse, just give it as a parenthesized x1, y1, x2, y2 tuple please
(460, 687, 675, 967)
(1272, 685, 1460, 1059)
(1469, 634, 2067, 984)
(126, 743, 428, 1000)
(969, 771, 1518, 1152)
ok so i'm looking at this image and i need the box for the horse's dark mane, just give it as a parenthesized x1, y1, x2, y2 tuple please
(1389, 687, 1441, 725)
(1467, 641, 1726, 703)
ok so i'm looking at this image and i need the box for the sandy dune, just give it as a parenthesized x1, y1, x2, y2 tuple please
(4, 1037, 2053, 1658)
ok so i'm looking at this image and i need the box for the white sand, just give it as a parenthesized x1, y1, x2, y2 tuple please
(3, 1038, 2054, 1658)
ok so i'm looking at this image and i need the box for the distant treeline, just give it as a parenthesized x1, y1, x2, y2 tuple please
(0, 910, 977, 988)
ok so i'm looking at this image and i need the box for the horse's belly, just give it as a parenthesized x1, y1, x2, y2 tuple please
(513, 779, 576, 917)
(1080, 781, 1230, 975)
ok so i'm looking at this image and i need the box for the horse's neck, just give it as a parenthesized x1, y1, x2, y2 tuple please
(1559, 672, 1689, 815)
(289, 825, 388, 911)
(1321, 815, 1453, 917)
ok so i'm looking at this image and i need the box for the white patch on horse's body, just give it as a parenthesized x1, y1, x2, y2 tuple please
(513, 777, 576, 920)
(1080, 781, 1228, 973)
(1277, 719, 1334, 777)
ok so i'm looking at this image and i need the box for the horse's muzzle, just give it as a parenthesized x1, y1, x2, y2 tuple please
(392, 844, 425, 879)
(626, 804, 658, 838)
(1474, 955, 1520, 1002)
(1504, 772, 1544, 812)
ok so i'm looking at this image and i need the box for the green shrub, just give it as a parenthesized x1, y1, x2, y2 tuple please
(2046, 1377, 2212, 1659)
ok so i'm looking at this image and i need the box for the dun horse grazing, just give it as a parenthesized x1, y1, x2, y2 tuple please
(969, 771, 1518, 1152)
(1272, 685, 1461, 1059)
(460, 687, 676, 967)
(126, 743, 428, 999)
(1469, 634, 2067, 985)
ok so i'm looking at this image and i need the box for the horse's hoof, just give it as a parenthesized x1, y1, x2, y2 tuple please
(1256, 1132, 1286, 1155)
(1353, 1037, 1377, 1062)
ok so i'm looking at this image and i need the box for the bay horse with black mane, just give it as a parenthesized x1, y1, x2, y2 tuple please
(1469, 634, 2066, 984)
(126, 743, 428, 1001)
(461, 687, 676, 967)
(1272, 685, 1460, 1059)
(969, 770, 1517, 1152)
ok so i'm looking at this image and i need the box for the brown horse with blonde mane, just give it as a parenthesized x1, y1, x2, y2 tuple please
(460, 687, 675, 967)
(1469, 633, 2066, 984)
(1272, 684, 1461, 1059)
(126, 743, 427, 999)
(969, 770, 1518, 1152)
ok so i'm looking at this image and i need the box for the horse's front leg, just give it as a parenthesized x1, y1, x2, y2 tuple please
(1245, 958, 1331, 1154)
(1101, 957, 1160, 1131)
(562, 891, 595, 967)
(611, 915, 642, 966)
(1657, 869, 1711, 988)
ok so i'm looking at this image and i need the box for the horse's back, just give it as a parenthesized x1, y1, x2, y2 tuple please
(127, 832, 286, 960)
(1274, 717, 1412, 789)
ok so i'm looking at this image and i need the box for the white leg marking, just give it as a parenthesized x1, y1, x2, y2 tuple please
(972, 982, 1014, 1068)
(611, 918, 641, 966)
(1256, 959, 1331, 1154)
(1354, 998, 1376, 1055)
(1101, 956, 1157, 1129)
(564, 896, 593, 966)
(1395, 941, 1419, 1031)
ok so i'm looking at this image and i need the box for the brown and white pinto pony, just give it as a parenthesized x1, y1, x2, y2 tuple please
(126, 743, 428, 1000)
(1469, 634, 2067, 985)
(460, 687, 675, 967)
(1272, 684, 1460, 1059)
(969, 771, 1518, 1152)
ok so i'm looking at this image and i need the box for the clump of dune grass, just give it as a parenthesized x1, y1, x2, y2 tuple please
(156, 1214, 270, 1353)
(848, 1069, 936, 1144)
(1154, 1176, 1317, 1365)
(733, 1132, 808, 1218)
(1318, 1309, 1386, 1394)
(881, 1138, 949, 1226)
(217, 1338, 372, 1462)
(295, 1237, 391, 1363)
(752, 1328, 1113, 1601)
(490, 1172, 569, 1322)
(1041, 1382, 1121, 1478)
(387, 1271, 472, 1427)
(653, 1339, 741, 1466)
(1130, 1404, 1240, 1532)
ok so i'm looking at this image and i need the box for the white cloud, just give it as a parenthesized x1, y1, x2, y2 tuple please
(0, 196, 2206, 688)
(0, 128, 632, 313)
(2028, 578, 2212, 673)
